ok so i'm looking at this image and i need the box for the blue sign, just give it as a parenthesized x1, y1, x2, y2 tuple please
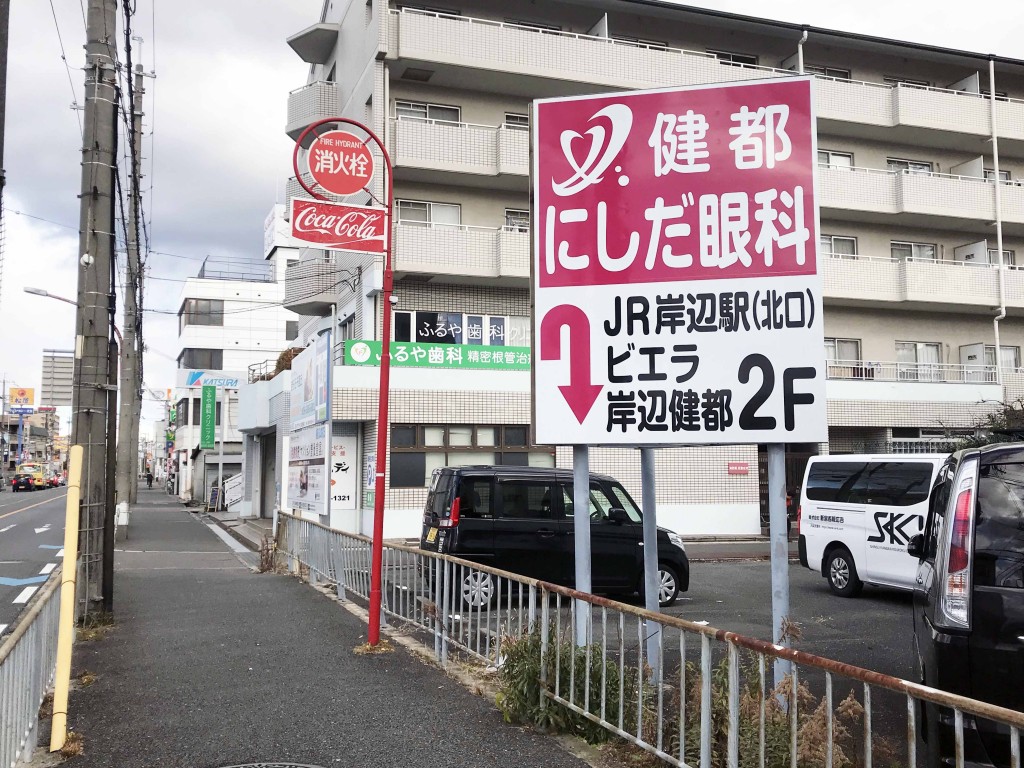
(10, 407, 34, 415)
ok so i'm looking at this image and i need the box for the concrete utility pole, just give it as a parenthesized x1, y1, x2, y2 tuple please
(72, 0, 118, 605)
(116, 64, 144, 508)
(0, 0, 10, 308)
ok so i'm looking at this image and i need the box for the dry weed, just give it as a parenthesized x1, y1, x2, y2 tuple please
(353, 639, 395, 655)
(59, 731, 84, 758)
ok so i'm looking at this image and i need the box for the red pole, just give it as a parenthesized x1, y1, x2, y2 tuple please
(293, 118, 393, 645)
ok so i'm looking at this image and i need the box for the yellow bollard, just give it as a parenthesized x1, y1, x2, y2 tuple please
(49, 445, 83, 753)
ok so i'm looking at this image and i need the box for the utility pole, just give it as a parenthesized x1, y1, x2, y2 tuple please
(0, 0, 10, 309)
(116, 64, 143, 508)
(72, 0, 118, 606)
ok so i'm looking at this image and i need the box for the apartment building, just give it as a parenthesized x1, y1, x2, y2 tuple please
(173, 219, 301, 502)
(238, 0, 1024, 537)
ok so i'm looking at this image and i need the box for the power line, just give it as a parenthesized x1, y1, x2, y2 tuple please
(47, 0, 83, 137)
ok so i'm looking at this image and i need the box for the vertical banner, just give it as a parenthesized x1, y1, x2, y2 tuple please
(200, 385, 216, 450)
(330, 434, 358, 514)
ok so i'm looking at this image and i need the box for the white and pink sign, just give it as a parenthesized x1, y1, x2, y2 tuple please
(532, 77, 827, 446)
(290, 198, 386, 253)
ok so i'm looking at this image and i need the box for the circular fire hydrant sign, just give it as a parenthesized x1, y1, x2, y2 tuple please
(306, 130, 374, 196)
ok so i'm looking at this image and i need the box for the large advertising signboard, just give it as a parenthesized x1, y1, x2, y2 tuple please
(287, 423, 329, 515)
(290, 333, 332, 431)
(532, 77, 827, 446)
(290, 198, 386, 253)
(8, 387, 34, 407)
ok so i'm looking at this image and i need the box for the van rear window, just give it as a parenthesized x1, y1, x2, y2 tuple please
(425, 471, 453, 519)
(805, 462, 867, 502)
(974, 461, 1024, 589)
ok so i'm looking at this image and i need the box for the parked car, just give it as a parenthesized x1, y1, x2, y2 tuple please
(419, 465, 689, 607)
(11, 472, 34, 492)
(908, 443, 1024, 768)
(797, 454, 947, 596)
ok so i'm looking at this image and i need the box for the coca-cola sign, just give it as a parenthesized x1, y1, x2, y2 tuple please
(290, 198, 386, 253)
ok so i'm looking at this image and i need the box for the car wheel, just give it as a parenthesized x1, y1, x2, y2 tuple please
(461, 570, 497, 608)
(649, 563, 680, 607)
(826, 547, 863, 597)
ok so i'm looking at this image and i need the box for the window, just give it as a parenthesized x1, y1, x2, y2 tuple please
(338, 314, 355, 341)
(456, 477, 493, 519)
(891, 241, 937, 262)
(499, 479, 557, 519)
(896, 341, 941, 381)
(818, 150, 853, 170)
(396, 199, 460, 227)
(504, 112, 529, 130)
(824, 338, 861, 362)
(820, 235, 857, 257)
(885, 76, 930, 88)
(612, 35, 667, 50)
(504, 208, 530, 232)
(985, 345, 1021, 370)
(988, 249, 1017, 268)
(863, 462, 934, 506)
(177, 348, 223, 370)
(974, 459, 1024, 588)
(506, 18, 561, 33)
(985, 169, 1011, 182)
(394, 100, 461, 123)
(805, 64, 851, 80)
(805, 462, 868, 502)
(560, 482, 616, 520)
(178, 298, 224, 332)
(389, 425, 555, 488)
(709, 49, 758, 67)
(923, 462, 955, 561)
(285, 321, 298, 341)
(394, 311, 531, 347)
(888, 158, 933, 174)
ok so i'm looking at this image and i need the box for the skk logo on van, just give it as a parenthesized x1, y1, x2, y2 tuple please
(868, 512, 922, 545)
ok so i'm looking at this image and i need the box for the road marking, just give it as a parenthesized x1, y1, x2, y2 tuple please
(39, 563, 56, 575)
(34, 524, 51, 533)
(39, 545, 62, 550)
(57, 548, 64, 557)
(13, 586, 38, 604)
(0, 575, 50, 587)
(0, 493, 68, 521)
(0, 624, 7, 634)
(0, 524, 15, 533)
(205, 523, 250, 554)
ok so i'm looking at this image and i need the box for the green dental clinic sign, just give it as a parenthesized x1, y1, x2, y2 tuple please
(344, 340, 531, 371)
(200, 385, 216, 450)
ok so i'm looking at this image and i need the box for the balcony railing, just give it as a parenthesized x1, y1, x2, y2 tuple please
(389, 117, 528, 177)
(286, 81, 340, 141)
(387, 8, 1024, 143)
(818, 164, 1024, 224)
(826, 359, 998, 384)
(393, 222, 528, 280)
(284, 253, 341, 315)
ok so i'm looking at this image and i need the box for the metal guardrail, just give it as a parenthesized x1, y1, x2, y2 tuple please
(277, 514, 1024, 768)
(0, 569, 63, 768)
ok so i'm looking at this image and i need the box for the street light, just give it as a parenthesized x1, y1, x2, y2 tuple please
(24, 284, 119, 611)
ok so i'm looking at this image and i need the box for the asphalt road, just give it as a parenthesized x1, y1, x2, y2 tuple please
(0, 485, 69, 635)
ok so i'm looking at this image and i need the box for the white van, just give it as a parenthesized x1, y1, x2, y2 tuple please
(797, 454, 948, 597)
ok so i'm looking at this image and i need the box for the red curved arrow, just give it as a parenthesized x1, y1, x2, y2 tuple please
(540, 305, 603, 424)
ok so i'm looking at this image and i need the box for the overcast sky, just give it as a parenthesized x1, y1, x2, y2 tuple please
(3, 0, 1022, 436)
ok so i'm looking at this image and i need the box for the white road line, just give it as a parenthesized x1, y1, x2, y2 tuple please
(0, 624, 7, 634)
(13, 586, 38, 604)
(39, 563, 56, 575)
(0, 524, 15, 532)
(205, 523, 250, 554)
(57, 548, 64, 557)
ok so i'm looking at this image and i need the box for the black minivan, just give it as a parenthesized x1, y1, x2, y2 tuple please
(419, 465, 690, 607)
(909, 443, 1024, 768)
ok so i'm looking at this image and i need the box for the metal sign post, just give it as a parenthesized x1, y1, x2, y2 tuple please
(293, 117, 393, 647)
(532, 77, 827, 658)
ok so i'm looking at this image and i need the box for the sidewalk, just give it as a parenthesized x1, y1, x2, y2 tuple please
(58, 490, 593, 768)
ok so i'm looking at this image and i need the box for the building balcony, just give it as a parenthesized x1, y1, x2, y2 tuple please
(819, 166, 1024, 234)
(286, 81, 340, 141)
(825, 359, 1004, 407)
(392, 223, 528, 281)
(821, 253, 1024, 312)
(386, 9, 1024, 148)
(389, 118, 528, 182)
(284, 253, 342, 315)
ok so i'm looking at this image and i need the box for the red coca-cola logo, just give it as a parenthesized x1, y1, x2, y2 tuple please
(290, 199, 385, 253)
(306, 130, 374, 196)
